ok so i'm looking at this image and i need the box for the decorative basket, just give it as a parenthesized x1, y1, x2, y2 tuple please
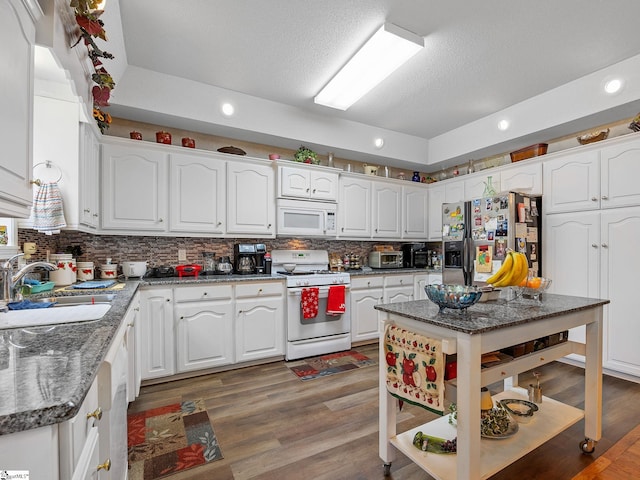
(510, 143, 548, 163)
(577, 129, 609, 145)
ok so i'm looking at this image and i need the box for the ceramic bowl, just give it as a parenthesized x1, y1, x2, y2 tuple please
(282, 263, 296, 272)
(425, 284, 482, 312)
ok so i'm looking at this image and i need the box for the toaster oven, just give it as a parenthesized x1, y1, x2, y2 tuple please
(369, 251, 403, 269)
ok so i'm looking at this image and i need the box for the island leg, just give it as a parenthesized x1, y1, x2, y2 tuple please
(379, 324, 396, 468)
(583, 308, 603, 446)
(455, 332, 483, 480)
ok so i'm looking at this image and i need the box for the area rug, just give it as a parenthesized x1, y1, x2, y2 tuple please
(287, 349, 377, 381)
(127, 399, 223, 479)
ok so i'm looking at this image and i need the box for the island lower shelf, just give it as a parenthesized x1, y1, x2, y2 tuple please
(390, 387, 584, 480)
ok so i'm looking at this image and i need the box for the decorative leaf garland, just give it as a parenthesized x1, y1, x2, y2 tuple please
(70, 0, 115, 133)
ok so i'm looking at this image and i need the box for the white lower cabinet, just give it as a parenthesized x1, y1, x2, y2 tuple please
(383, 274, 415, 304)
(414, 273, 443, 300)
(350, 276, 384, 343)
(139, 289, 175, 380)
(174, 284, 234, 371)
(140, 281, 285, 380)
(235, 282, 285, 362)
(125, 294, 141, 403)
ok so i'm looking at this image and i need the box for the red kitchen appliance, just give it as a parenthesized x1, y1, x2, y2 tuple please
(175, 264, 202, 278)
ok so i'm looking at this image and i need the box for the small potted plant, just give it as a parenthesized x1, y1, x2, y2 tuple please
(294, 146, 319, 165)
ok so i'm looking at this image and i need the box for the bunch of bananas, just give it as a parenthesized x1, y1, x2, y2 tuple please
(486, 251, 529, 288)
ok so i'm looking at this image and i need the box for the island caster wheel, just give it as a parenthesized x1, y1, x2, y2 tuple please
(383, 463, 392, 476)
(579, 438, 596, 454)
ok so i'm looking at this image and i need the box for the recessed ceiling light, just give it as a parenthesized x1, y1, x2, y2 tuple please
(222, 103, 235, 116)
(604, 78, 624, 94)
(497, 119, 510, 131)
(374, 137, 385, 149)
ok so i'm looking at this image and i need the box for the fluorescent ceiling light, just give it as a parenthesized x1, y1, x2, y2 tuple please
(314, 23, 424, 110)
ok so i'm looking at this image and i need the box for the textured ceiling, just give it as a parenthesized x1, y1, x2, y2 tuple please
(102, 1, 640, 167)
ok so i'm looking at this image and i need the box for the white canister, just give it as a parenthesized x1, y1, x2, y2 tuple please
(50, 258, 76, 286)
(77, 262, 94, 281)
(100, 264, 118, 280)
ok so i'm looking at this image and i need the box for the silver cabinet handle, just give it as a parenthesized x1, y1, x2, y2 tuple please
(601, 195, 608, 200)
(158, 218, 164, 223)
(591, 197, 598, 202)
(84, 208, 91, 213)
(601, 243, 608, 248)
(217, 221, 222, 226)
(312, 189, 316, 193)
(306, 188, 310, 192)
(591, 243, 598, 248)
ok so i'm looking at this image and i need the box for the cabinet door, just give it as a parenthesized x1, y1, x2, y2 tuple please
(170, 153, 226, 233)
(543, 211, 599, 355)
(543, 150, 600, 214)
(79, 124, 100, 228)
(235, 295, 284, 362)
(227, 162, 275, 236)
(0, 0, 37, 217)
(372, 182, 402, 238)
(601, 207, 640, 376)
(403, 185, 428, 239)
(427, 184, 446, 240)
(101, 143, 168, 231)
(139, 289, 174, 379)
(279, 165, 310, 198)
(464, 173, 500, 200)
(499, 162, 542, 196)
(414, 274, 429, 300)
(445, 181, 465, 203)
(125, 295, 141, 403)
(351, 287, 383, 342)
(309, 170, 338, 201)
(175, 300, 234, 371)
(338, 176, 371, 237)
(600, 139, 640, 209)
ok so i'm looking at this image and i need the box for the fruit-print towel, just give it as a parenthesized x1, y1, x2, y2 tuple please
(383, 323, 445, 415)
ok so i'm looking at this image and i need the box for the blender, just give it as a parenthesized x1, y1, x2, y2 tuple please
(202, 252, 217, 275)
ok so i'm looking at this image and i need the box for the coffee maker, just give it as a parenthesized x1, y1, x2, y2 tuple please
(234, 243, 257, 274)
(254, 243, 267, 274)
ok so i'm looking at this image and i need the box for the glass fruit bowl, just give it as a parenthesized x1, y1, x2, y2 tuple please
(517, 277, 552, 301)
(425, 284, 483, 312)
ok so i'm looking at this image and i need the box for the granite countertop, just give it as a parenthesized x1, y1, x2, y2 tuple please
(141, 272, 282, 286)
(0, 281, 140, 435)
(347, 268, 442, 276)
(375, 293, 610, 334)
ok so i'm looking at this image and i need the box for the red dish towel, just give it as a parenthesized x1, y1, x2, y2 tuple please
(326, 285, 346, 316)
(301, 287, 319, 319)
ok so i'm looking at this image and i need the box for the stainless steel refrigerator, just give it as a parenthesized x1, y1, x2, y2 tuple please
(441, 192, 542, 286)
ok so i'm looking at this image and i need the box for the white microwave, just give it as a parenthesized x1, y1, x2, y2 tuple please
(276, 198, 337, 237)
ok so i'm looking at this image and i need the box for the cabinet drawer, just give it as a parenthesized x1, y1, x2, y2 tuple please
(351, 275, 384, 289)
(174, 284, 233, 302)
(235, 281, 283, 298)
(384, 274, 414, 288)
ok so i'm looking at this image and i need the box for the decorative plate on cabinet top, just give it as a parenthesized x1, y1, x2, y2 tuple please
(217, 146, 246, 155)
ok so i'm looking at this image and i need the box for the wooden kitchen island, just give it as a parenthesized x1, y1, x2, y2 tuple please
(375, 293, 609, 480)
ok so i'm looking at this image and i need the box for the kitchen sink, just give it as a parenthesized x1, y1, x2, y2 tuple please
(34, 294, 115, 306)
(0, 294, 114, 329)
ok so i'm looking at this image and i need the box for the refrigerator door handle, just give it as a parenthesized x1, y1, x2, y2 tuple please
(462, 238, 474, 284)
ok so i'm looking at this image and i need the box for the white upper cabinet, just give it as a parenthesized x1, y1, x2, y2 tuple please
(427, 184, 446, 240)
(227, 161, 275, 237)
(0, 1, 41, 217)
(79, 123, 100, 229)
(402, 184, 429, 239)
(372, 182, 402, 238)
(338, 175, 372, 238)
(464, 173, 501, 199)
(170, 152, 226, 234)
(599, 138, 640, 209)
(543, 149, 601, 214)
(499, 162, 542, 195)
(279, 165, 338, 201)
(101, 142, 169, 231)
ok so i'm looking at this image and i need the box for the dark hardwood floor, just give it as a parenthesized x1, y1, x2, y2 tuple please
(128, 344, 640, 479)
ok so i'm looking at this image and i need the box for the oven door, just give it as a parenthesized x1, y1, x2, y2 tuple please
(287, 285, 351, 341)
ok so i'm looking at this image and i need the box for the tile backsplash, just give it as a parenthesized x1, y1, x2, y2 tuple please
(17, 230, 404, 268)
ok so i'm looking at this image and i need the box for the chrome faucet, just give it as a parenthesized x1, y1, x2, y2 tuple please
(1, 253, 58, 305)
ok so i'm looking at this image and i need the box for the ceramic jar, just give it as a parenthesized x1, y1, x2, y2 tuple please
(100, 264, 118, 279)
(77, 261, 94, 281)
(412, 171, 421, 182)
(49, 254, 76, 286)
(156, 131, 172, 144)
(181, 137, 195, 148)
(130, 131, 142, 140)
